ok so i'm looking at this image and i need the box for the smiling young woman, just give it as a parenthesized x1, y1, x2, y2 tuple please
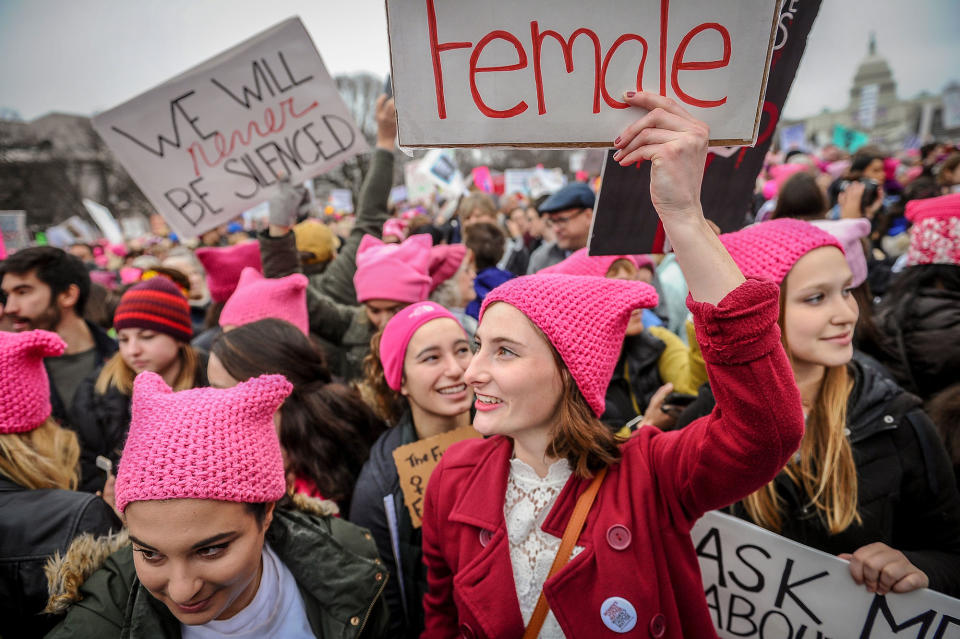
(717, 217, 960, 598)
(350, 301, 474, 638)
(419, 92, 807, 639)
(45, 372, 390, 638)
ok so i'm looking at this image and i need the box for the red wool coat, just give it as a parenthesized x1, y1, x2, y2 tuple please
(421, 280, 804, 639)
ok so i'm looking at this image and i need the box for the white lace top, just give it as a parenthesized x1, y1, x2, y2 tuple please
(504, 457, 581, 639)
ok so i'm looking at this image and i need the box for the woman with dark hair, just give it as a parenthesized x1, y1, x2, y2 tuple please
(45, 372, 389, 638)
(208, 318, 385, 513)
(420, 92, 805, 638)
(351, 302, 473, 638)
(771, 172, 829, 220)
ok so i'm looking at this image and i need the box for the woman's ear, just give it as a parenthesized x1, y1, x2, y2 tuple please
(261, 502, 276, 532)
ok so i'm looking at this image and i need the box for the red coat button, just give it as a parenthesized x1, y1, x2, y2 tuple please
(649, 613, 666, 638)
(459, 622, 476, 638)
(478, 529, 493, 547)
(606, 524, 632, 550)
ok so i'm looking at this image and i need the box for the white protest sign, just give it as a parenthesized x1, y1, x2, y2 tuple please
(528, 167, 567, 199)
(943, 85, 960, 131)
(404, 160, 438, 205)
(692, 511, 960, 638)
(329, 188, 354, 213)
(504, 168, 536, 196)
(82, 199, 124, 245)
(419, 149, 466, 196)
(387, 0, 781, 148)
(93, 17, 368, 239)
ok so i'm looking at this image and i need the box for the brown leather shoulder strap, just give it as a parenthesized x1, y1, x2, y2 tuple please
(522, 466, 608, 639)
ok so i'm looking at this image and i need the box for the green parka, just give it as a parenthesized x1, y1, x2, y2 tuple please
(44, 498, 390, 639)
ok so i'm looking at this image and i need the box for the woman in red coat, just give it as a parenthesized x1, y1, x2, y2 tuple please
(420, 92, 806, 639)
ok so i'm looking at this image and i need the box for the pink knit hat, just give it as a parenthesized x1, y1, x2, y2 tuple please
(480, 274, 658, 416)
(219, 267, 309, 335)
(195, 241, 263, 303)
(379, 301, 464, 391)
(810, 218, 871, 287)
(905, 193, 960, 266)
(354, 234, 432, 304)
(540, 248, 654, 278)
(429, 244, 468, 291)
(720, 219, 843, 285)
(0, 330, 66, 434)
(382, 218, 409, 242)
(115, 371, 292, 513)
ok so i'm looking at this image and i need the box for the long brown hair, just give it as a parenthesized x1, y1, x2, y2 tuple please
(742, 287, 861, 534)
(0, 419, 80, 490)
(95, 344, 199, 395)
(213, 319, 386, 512)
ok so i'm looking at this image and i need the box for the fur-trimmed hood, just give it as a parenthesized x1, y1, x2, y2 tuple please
(44, 493, 340, 615)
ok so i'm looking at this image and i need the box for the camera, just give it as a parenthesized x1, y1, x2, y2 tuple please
(840, 178, 880, 211)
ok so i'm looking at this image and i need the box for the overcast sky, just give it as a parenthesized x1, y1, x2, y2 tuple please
(1, 0, 957, 122)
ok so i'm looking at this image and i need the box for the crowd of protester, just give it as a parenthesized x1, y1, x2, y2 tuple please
(1, 89, 959, 638)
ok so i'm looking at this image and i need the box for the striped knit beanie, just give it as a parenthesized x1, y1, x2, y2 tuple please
(114, 277, 192, 343)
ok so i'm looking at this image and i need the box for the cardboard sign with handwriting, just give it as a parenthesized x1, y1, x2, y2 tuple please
(392, 425, 482, 528)
(93, 17, 367, 239)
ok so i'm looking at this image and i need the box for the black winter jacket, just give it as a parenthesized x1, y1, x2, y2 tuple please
(349, 412, 424, 639)
(729, 359, 960, 596)
(872, 286, 960, 401)
(70, 354, 208, 493)
(602, 331, 666, 428)
(0, 476, 119, 638)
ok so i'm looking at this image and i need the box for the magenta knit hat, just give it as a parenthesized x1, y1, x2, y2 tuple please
(719, 218, 843, 285)
(195, 242, 263, 303)
(219, 267, 309, 335)
(354, 234, 432, 304)
(379, 301, 464, 391)
(480, 274, 658, 417)
(905, 193, 960, 266)
(429, 244, 468, 291)
(114, 276, 193, 343)
(114, 371, 292, 513)
(539, 248, 654, 278)
(0, 330, 66, 434)
(810, 218, 871, 287)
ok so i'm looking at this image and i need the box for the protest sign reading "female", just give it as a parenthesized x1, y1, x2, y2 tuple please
(93, 17, 367, 239)
(387, 0, 781, 147)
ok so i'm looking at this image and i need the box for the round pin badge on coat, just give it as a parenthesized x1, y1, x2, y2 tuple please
(600, 596, 638, 633)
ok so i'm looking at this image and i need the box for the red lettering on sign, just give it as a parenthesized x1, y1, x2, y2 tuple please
(600, 34, 649, 109)
(671, 23, 732, 108)
(426, 0, 472, 119)
(659, 0, 670, 95)
(186, 97, 318, 176)
(469, 31, 530, 118)
(530, 22, 602, 114)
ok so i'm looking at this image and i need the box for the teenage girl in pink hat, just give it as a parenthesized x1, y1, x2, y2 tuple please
(351, 301, 474, 638)
(715, 217, 960, 598)
(420, 92, 805, 639)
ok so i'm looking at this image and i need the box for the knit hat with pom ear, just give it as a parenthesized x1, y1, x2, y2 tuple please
(195, 241, 263, 303)
(428, 243, 468, 291)
(114, 371, 292, 513)
(0, 330, 66, 434)
(719, 218, 843, 285)
(480, 274, 658, 417)
(905, 193, 960, 266)
(354, 234, 433, 303)
(539, 248, 654, 278)
(219, 267, 309, 335)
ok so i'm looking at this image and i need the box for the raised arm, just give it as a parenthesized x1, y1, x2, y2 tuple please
(612, 92, 744, 305)
(613, 92, 803, 528)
